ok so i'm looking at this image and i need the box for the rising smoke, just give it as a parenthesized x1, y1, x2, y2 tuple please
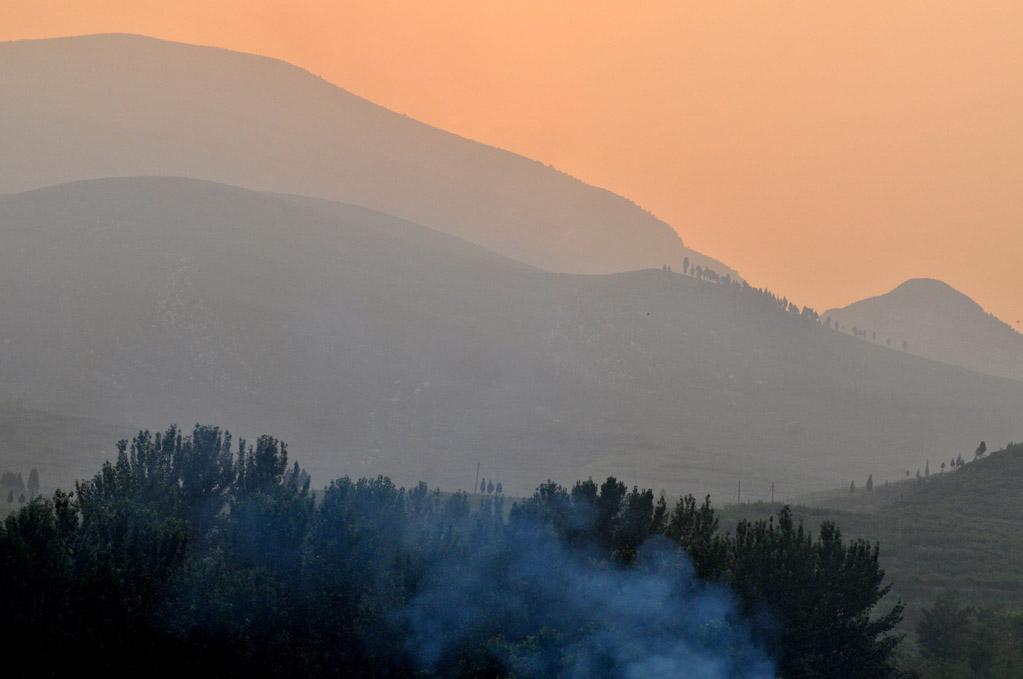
(402, 520, 775, 679)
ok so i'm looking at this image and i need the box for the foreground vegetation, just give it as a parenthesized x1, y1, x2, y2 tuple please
(0, 424, 909, 678)
(910, 592, 1023, 678)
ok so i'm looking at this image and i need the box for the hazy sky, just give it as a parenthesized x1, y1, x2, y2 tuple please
(4, 1, 1021, 326)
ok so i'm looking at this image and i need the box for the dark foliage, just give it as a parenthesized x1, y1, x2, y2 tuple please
(910, 591, 1023, 678)
(0, 425, 904, 678)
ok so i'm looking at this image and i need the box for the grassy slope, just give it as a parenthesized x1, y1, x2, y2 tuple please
(0, 401, 131, 515)
(718, 443, 1023, 626)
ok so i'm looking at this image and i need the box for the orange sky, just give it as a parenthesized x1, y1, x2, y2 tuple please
(4, 1, 1022, 326)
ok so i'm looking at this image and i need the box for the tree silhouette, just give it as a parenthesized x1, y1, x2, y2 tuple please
(975, 441, 987, 459)
(866, 474, 873, 492)
(27, 468, 39, 499)
(725, 507, 904, 679)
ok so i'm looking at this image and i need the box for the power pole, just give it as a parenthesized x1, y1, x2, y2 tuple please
(771, 482, 775, 506)
(474, 462, 480, 495)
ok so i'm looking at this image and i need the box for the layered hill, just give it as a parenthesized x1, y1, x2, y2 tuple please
(722, 443, 1023, 621)
(0, 33, 735, 280)
(825, 278, 1023, 382)
(2, 177, 1021, 498)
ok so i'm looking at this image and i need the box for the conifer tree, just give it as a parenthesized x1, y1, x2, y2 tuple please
(27, 468, 39, 499)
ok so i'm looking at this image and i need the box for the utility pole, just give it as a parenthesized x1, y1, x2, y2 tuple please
(771, 482, 775, 506)
(474, 462, 480, 495)
(737, 480, 741, 505)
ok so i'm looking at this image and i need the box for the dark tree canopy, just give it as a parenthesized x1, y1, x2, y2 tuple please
(0, 425, 905, 679)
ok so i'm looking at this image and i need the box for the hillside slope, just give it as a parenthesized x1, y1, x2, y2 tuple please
(0, 401, 130, 505)
(722, 443, 1023, 621)
(0, 33, 735, 280)
(825, 278, 1023, 381)
(1, 178, 1021, 498)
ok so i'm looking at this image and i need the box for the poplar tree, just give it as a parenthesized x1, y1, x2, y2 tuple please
(27, 468, 39, 499)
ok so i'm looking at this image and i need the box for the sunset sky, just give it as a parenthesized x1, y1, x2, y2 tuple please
(4, 1, 1021, 326)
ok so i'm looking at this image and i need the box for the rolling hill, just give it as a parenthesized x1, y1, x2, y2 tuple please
(720, 443, 1023, 623)
(825, 278, 1023, 382)
(1, 177, 1021, 500)
(0, 33, 735, 280)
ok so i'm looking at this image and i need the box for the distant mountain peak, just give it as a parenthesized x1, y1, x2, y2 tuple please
(887, 278, 981, 307)
(892, 277, 956, 292)
(825, 278, 1023, 381)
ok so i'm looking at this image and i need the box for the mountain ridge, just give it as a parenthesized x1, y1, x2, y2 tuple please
(0, 33, 738, 281)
